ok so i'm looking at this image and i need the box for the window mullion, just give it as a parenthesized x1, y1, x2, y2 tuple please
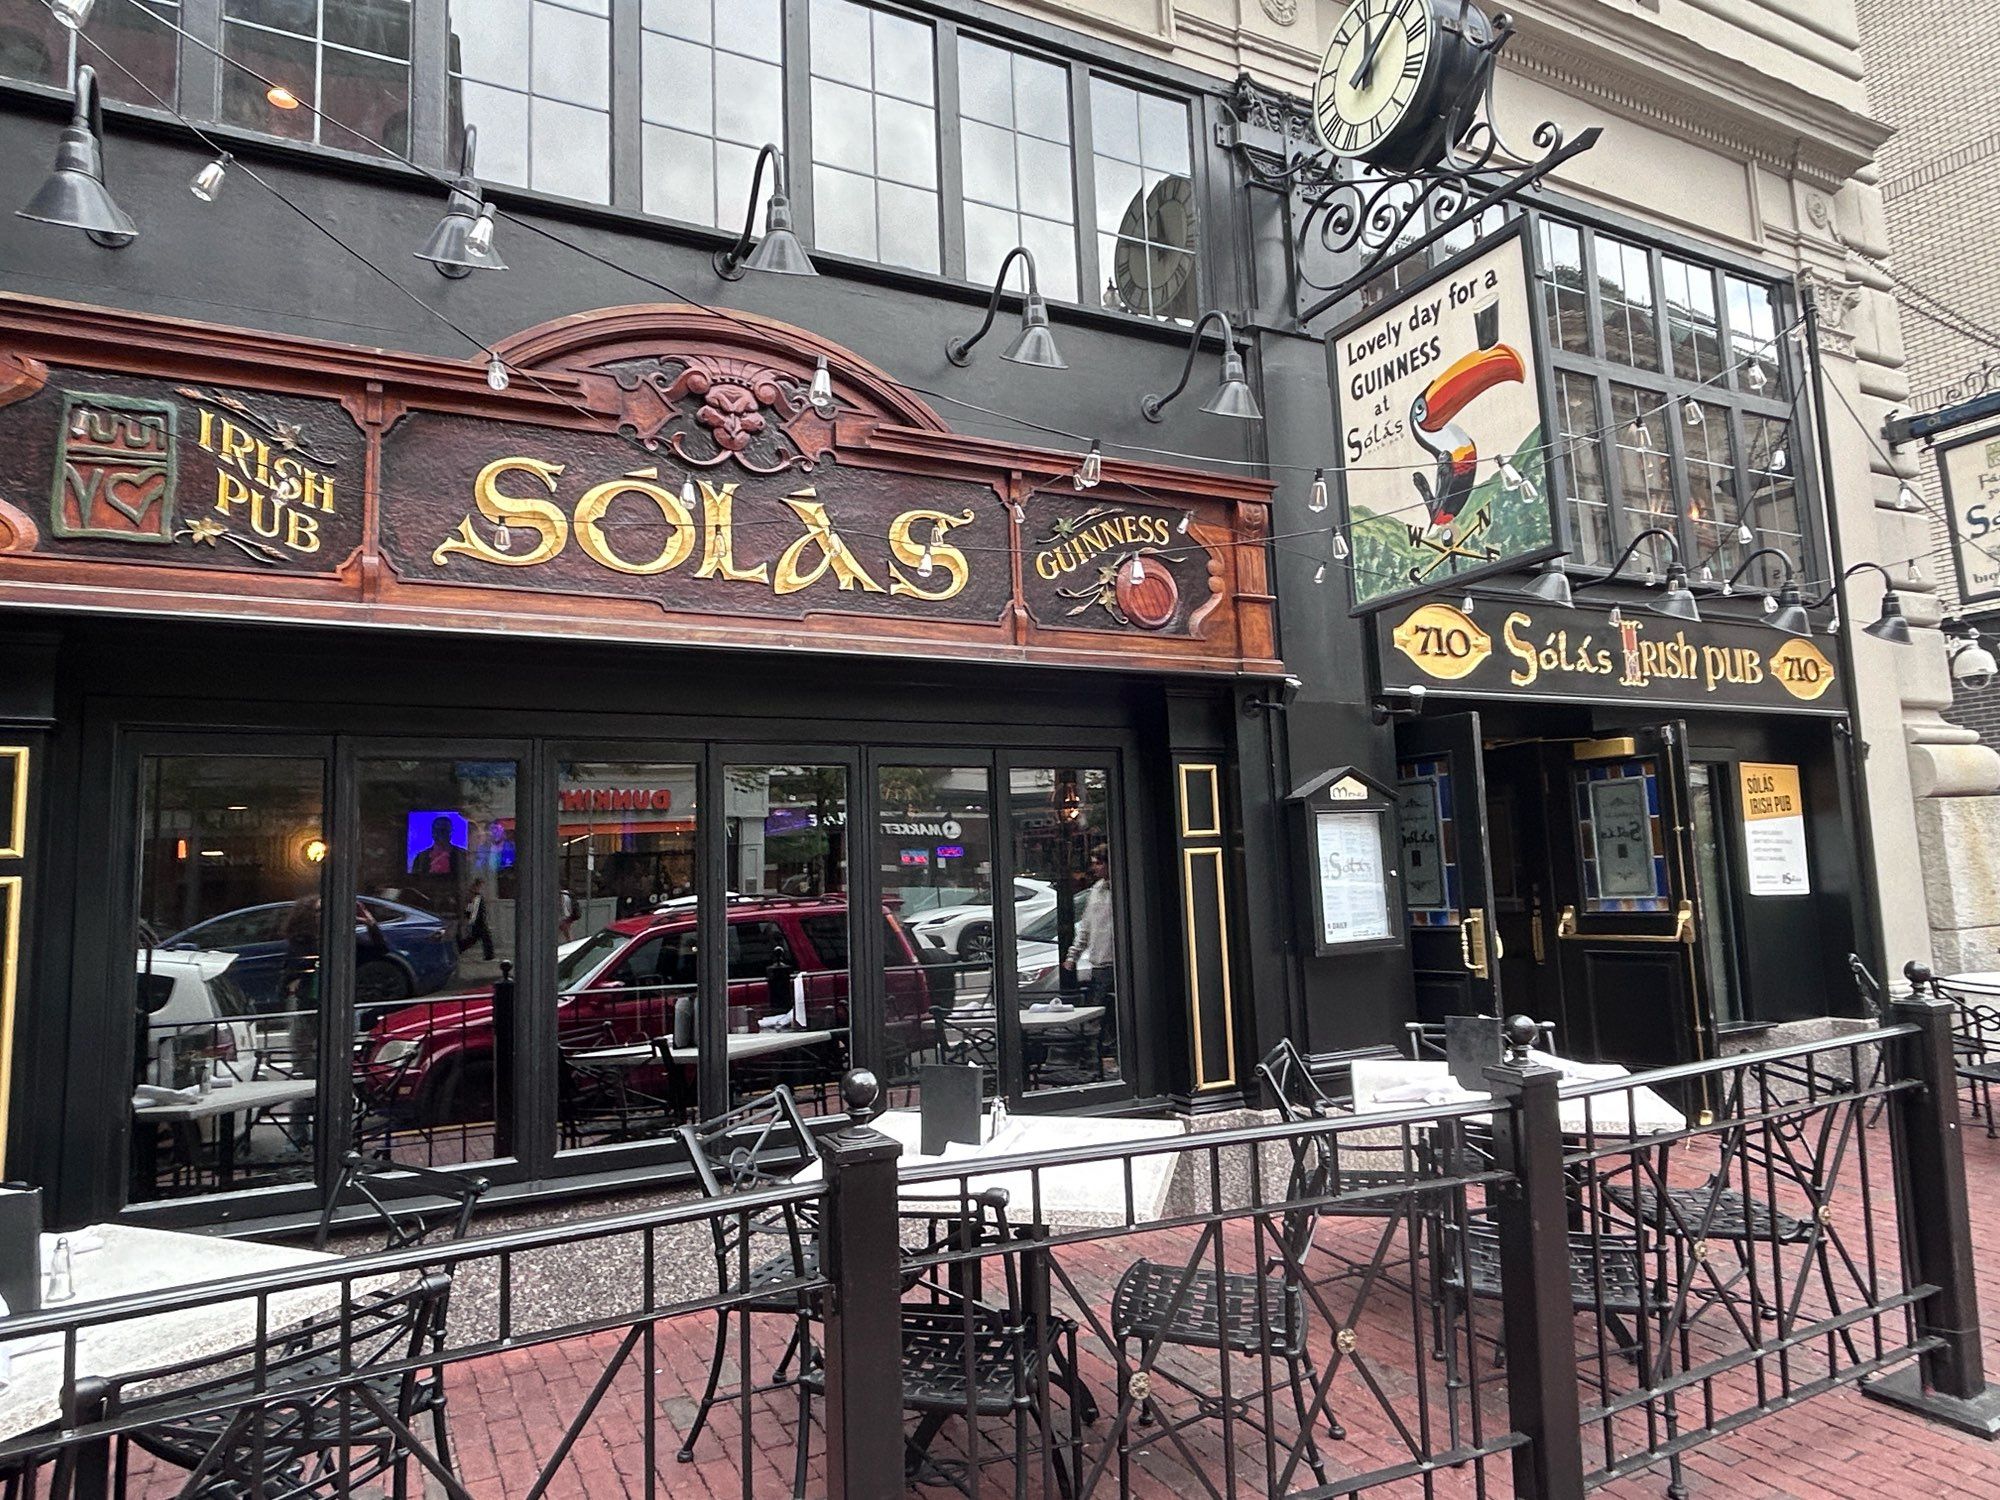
(1592, 372, 1626, 559)
(1069, 61, 1097, 308)
(180, 0, 223, 119)
(1658, 381, 1697, 568)
(609, 0, 643, 212)
(785, 0, 815, 246)
(936, 19, 966, 282)
(410, 0, 451, 169)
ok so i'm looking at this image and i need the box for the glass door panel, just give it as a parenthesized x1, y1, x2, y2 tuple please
(723, 765, 851, 1116)
(554, 761, 700, 1154)
(353, 758, 518, 1168)
(1009, 766, 1120, 1092)
(880, 764, 998, 1103)
(131, 755, 325, 1203)
(1688, 764, 1744, 1027)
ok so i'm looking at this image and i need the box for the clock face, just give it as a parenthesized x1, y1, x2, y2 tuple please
(1313, 0, 1436, 161)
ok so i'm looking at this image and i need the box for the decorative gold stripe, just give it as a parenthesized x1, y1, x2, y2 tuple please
(0, 876, 19, 1176)
(1183, 846, 1237, 1091)
(0, 747, 25, 860)
(1178, 763, 1221, 839)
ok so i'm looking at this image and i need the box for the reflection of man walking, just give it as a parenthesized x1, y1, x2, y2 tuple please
(460, 879, 495, 961)
(1063, 852, 1115, 1004)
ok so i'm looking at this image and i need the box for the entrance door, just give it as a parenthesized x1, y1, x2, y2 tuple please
(1550, 724, 1714, 1092)
(1395, 713, 1502, 1021)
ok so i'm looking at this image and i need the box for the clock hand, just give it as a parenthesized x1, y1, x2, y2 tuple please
(1349, 2, 1391, 90)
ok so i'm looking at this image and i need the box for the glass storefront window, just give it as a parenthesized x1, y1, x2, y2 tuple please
(0, 2, 179, 108)
(1009, 767, 1119, 1092)
(724, 766, 852, 1114)
(1090, 77, 1196, 322)
(222, 0, 412, 157)
(554, 762, 698, 1152)
(354, 758, 518, 1167)
(808, 0, 941, 272)
(447, 0, 611, 203)
(641, 0, 784, 227)
(131, 756, 325, 1203)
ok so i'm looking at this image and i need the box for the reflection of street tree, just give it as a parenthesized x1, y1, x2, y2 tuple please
(878, 765, 947, 812)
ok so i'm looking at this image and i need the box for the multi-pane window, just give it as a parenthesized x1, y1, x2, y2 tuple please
(1090, 78, 1196, 322)
(640, 0, 783, 228)
(447, 0, 611, 204)
(222, 0, 410, 156)
(808, 0, 940, 273)
(958, 40, 1078, 303)
(0, 0, 179, 107)
(1535, 214, 1806, 589)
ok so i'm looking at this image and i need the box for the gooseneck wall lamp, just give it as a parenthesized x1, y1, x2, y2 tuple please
(1724, 548, 1812, 637)
(416, 126, 506, 277)
(1574, 526, 1701, 624)
(715, 145, 815, 280)
(946, 246, 1065, 370)
(17, 65, 136, 247)
(1140, 310, 1262, 423)
(1811, 562, 1914, 645)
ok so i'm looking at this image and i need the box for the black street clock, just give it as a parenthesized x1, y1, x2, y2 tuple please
(1312, 0, 1495, 174)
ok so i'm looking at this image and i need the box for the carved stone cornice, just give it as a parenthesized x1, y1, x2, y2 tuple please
(1800, 265, 1864, 358)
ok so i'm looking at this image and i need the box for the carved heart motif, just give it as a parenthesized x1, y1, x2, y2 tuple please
(103, 469, 168, 526)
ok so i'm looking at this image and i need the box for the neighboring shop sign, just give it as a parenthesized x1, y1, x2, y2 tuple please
(0, 301, 1281, 678)
(1936, 424, 2000, 609)
(1739, 762, 1811, 896)
(1329, 221, 1560, 613)
(1380, 598, 1847, 714)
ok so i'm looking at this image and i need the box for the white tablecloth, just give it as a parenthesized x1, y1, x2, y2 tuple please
(1348, 1054, 1686, 1137)
(132, 1077, 315, 1122)
(0, 1224, 381, 1441)
(570, 1030, 838, 1067)
(795, 1110, 1185, 1228)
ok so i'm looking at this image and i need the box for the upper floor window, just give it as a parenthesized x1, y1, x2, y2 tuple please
(808, 0, 940, 273)
(1535, 215, 1802, 589)
(959, 39, 1076, 303)
(641, 0, 783, 228)
(0, 1, 178, 108)
(1089, 77, 1196, 321)
(448, 0, 611, 203)
(223, 0, 410, 157)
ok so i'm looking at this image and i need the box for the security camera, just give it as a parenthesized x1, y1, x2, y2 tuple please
(1952, 639, 1998, 691)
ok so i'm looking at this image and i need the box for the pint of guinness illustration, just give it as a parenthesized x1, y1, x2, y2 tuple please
(1474, 293, 1502, 351)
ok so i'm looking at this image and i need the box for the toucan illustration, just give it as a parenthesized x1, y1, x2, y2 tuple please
(1410, 342, 1528, 535)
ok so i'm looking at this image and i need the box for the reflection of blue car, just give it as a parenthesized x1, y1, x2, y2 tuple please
(163, 897, 458, 1011)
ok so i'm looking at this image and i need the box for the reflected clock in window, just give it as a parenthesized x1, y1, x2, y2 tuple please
(1112, 174, 1198, 321)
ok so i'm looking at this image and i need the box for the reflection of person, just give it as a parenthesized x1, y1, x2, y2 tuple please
(459, 879, 495, 961)
(411, 816, 465, 880)
(1063, 851, 1116, 1004)
(477, 819, 515, 876)
(559, 887, 578, 941)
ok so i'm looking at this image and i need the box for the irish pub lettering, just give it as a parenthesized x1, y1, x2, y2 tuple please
(194, 407, 337, 555)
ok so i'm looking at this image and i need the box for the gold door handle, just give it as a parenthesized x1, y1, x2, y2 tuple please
(1556, 898, 1695, 944)
(1460, 909, 1491, 979)
(1530, 909, 1546, 965)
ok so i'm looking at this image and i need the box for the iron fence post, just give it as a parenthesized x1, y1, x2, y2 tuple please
(822, 1070, 907, 1500)
(1864, 984, 2000, 1435)
(1484, 1017, 1588, 1500)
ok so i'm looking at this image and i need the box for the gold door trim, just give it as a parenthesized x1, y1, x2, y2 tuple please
(1557, 899, 1694, 944)
(0, 747, 25, 859)
(0, 876, 19, 1176)
(1178, 764, 1222, 839)
(1182, 846, 1237, 1090)
(1572, 737, 1639, 762)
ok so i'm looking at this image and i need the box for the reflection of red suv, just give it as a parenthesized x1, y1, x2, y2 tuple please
(361, 896, 933, 1124)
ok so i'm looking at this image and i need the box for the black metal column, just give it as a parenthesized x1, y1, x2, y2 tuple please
(1864, 987, 2000, 1435)
(820, 1076, 906, 1500)
(1485, 1018, 1588, 1500)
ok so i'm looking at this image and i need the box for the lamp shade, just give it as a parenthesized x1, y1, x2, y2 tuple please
(1769, 580, 1812, 638)
(1000, 293, 1066, 369)
(1523, 559, 1574, 609)
(1864, 590, 1913, 645)
(416, 186, 507, 275)
(17, 67, 135, 246)
(736, 194, 816, 276)
(1649, 564, 1701, 624)
(1202, 348, 1263, 420)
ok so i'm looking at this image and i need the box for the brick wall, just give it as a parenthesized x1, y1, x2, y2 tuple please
(1857, 0, 2000, 747)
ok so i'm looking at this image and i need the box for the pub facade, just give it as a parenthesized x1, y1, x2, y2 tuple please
(0, 0, 1947, 1228)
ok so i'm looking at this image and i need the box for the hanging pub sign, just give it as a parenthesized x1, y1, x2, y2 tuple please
(1328, 219, 1561, 615)
(1286, 767, 1406, 957)
(0, 298, 1280, 680)
(1935, 423, 2000, 610)
(1377, 596, 1847, 714)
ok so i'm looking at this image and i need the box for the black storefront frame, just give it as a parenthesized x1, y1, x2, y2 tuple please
(86, 674, 1162, 1229)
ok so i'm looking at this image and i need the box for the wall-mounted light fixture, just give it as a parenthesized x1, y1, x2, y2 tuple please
(17, 65, 135, 247)
(715, 145, 815, 280)
(1141, 310, 1261, 423)
(416, 126, 505, 277)
(946, 246, 1064, 370)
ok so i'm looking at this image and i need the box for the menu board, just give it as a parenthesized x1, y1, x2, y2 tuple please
(1314, 810, 1392, 946)
(1588, 779, 1659, 899)
(1396, 777, 1447, 911)
(1740, 762, 1810, 896)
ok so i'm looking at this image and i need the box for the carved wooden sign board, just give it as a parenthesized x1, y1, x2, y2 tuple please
(0, 298, 1280, 679)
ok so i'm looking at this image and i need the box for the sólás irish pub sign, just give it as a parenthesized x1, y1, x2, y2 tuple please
(1377, 597, 1845, 714)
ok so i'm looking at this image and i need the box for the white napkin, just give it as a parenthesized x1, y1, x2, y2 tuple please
(133, 1083, 199, 1105)
(1369, 1082, 1473, 1106)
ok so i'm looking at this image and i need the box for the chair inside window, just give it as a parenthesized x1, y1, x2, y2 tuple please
(78, 1274, 466, 1500)
(677, 1086, 824, 1498)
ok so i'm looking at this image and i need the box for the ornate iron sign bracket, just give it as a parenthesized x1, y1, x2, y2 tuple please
(1217, 7, 1600, 325)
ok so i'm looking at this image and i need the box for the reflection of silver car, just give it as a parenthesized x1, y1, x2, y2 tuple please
(134, 947, 258, 1086)
(906, 879, 1057, 963)
(1014, 906, 1091, 1000)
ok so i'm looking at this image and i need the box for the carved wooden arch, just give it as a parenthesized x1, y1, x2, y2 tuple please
(490, 303, 948, 432)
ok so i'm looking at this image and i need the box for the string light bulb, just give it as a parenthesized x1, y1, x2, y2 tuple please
(809, 356, 834, 416)
(681, 477, 698, 510)
(1631, 421, 1651, 451)
(1313, 561, 1327, 584)
(1074, 440, 1103, 490)
(1608, 604, 1623, 627)
(485, 354, 509, 391)
(466, 209, 497, 257)
(1309, 468, 1328, 513)
(1895, 482, 1918, 512)
(1737, 521, 1754, 545)
(1331, 531, 1350, 560)
(494, 519, 512, 550)
(1461, 593, 1475, 615)
(1499, 460, 1525, 491)
(50, 0, 94, 28)
(1745, 361, 1767, 393)
(1761, 594, 1777, 615)
(917, 540, 935, 579)
(275, 474, 302, 503)
(1011, 501, 1025, 524)
(1131, 552, 1147, 584)
(1682, 399, 1704, 428)
(190, 153, 231, 202)
(1175, 512, 1190, 535)
(1771, 446, 1788, 473)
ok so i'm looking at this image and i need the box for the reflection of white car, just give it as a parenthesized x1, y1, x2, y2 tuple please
(134, 948, 258, 1085)
(907, 879, 1057, 963)
(1014, 906, 1090, 999)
